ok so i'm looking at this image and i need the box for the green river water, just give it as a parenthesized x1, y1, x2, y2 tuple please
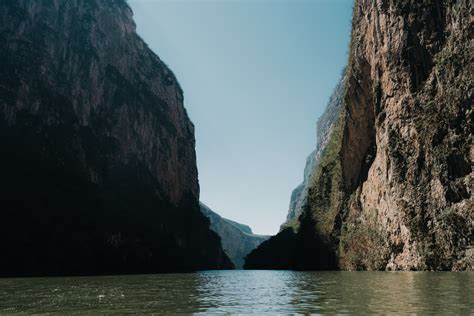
(0, 270, 472, 314)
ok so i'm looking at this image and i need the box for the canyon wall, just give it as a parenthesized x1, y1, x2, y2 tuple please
(0, 0, 232, 276)
(246, 0, 472, 271)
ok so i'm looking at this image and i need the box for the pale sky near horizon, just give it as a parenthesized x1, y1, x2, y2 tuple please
(128, 0, 353, 235)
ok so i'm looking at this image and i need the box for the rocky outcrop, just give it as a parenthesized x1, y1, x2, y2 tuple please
(247, 0, 472, 271)
(201, 203, 269, 269)
(0, 0, 232, 276)
(281, 74, 346, 230)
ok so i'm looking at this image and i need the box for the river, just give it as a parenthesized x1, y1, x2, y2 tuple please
(0, 270, 472, 314)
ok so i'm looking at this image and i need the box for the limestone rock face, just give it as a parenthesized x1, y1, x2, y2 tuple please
(246, 0, 472, 271)
(201, 203, 269, 269)
(337, 0, 473, 271)
(0, 0, 232, 276)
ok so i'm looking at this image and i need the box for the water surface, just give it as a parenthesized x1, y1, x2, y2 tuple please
(0, 271, 472, 314)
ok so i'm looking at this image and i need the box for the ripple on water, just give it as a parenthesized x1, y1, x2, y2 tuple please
(0, 271, 472, 314)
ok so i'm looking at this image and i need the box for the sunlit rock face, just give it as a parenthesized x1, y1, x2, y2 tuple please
(200, 203, 269, 269)
(0, 0, 232, 276)
(247, 0, 472, 271)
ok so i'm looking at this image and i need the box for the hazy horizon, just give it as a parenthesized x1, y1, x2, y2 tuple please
(128, 0, 353, 235)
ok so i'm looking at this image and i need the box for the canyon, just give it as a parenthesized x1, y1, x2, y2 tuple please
(0, 0, 471, 277)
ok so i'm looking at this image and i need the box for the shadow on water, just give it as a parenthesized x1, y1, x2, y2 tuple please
(0, 271, 472, 314)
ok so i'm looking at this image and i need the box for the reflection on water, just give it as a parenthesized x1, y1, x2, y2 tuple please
(0, 271, 472, 314)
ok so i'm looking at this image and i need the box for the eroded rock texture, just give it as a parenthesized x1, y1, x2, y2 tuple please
(246, 0, 472, 271)
(0, 0, 232, 276)
(338, 0, 473, 271)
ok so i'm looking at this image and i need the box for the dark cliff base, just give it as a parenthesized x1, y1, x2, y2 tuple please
(244, 215, 336, 270)
(0, 125, 232, 277)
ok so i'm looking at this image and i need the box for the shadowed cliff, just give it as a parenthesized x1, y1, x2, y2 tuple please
(0, 0, 232, 276)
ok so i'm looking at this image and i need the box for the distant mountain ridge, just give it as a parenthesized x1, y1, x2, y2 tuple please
(200, 203, 269, 269)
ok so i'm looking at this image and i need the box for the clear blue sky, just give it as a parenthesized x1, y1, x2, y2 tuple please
(128, 0, 353, 235)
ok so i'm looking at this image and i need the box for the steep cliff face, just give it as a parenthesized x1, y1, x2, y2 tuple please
(281, 74, 346, 230)
(337, 0, 473, 271)
(247, 0, 472, 271)
(201, 203, 269, 269)
(0, 0, 232, 276)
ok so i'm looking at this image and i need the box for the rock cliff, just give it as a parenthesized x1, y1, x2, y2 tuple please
(246, 0, 472, 271)
(281, 73, 346, 230)
(201, 203, 269, 269)
(0, 0, 232, 276)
